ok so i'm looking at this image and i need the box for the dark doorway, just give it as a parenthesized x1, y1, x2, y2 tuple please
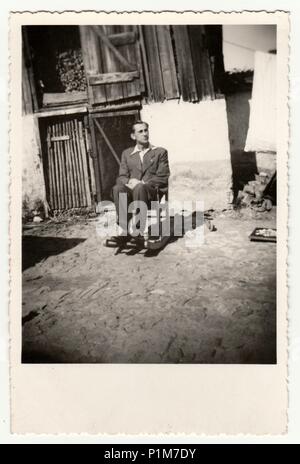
(25, 26, 86, 108)
(89, 110, 140, 202)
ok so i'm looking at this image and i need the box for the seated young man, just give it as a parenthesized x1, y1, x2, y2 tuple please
(111, 121, 170, 243)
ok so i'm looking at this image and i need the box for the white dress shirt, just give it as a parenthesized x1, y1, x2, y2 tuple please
(130, 144, 156, 164)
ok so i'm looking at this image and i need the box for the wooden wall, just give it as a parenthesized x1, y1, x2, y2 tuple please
(142, 25, 179, 102)
(143, 25, 215, 103)
(80, 24, 216, 106)
(23, 25, 217, 113)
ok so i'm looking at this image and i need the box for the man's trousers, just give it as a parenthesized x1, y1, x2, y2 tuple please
(112, 182, 158, 235)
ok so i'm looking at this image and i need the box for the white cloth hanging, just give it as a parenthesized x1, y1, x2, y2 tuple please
(245, 51, 276, 152)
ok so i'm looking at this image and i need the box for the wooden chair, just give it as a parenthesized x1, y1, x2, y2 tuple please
(145, 185, 169, 239)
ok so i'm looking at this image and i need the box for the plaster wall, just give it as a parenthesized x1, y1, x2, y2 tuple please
(22, 114, 46, 214)
(141, 99, 232, 209)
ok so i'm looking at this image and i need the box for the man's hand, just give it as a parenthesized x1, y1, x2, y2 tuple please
(126, 178, 142, 189)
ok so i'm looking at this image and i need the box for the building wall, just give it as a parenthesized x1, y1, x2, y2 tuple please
(141, 98, 232, 209)
(22, 114, 46, 215)
(22, 98, 233, 214)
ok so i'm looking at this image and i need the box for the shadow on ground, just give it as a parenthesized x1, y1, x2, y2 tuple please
(22, 235, 86, 270)
(118, 210, 208, 257)
(230, 150, 258, 199)
(21, 210, 276, 364)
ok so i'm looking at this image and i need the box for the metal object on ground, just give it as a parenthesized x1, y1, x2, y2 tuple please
(249, 227, 276, 242)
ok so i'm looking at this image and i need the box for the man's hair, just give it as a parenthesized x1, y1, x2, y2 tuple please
(131, 120, 149, 134)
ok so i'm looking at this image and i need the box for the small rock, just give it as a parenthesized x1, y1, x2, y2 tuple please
(33, 216, 43, 223)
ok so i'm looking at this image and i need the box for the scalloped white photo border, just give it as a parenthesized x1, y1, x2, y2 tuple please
(8, 10, 289, 436)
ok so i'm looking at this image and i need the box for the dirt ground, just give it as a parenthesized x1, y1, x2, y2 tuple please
(22, 207, 276, 364)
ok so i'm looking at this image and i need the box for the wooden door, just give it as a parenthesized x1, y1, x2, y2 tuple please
(79, 25, 144, 106)
(89, 110, 139, 202)
(41, 114, 92, 210)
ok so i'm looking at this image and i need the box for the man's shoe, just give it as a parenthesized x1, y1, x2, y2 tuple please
(105, 235, 130, 247)
(130, 235, 145, 247)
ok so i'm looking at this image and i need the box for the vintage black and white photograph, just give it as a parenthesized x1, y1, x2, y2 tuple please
(21, 22, 278, 364)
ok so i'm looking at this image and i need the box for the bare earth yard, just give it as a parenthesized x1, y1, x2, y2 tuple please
(22, 208, 276, 364)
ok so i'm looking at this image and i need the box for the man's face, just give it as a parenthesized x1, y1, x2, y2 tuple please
(132, 123, 149, 146)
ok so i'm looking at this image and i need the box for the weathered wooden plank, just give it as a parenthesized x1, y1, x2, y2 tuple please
(36, 106, 87, 118)
(107, 31, 137, 46)
(70, 119, 84, 206)
(143, 26, 165, 101)
(78, 120, 92, 206)
(73, 119, 88, 206)
(51, 124, 58, 209)
(88, 115, 103, 203)
(62, 121, 72, 208)
(57, 123, 67, 210)
(84, 116, 96, 201)
(66, 120, 80, 208)
(79, 27, 101, 74)
(138, 25, 151, 97)
(92, 109, 139, 118)
(66, 120, 79, 208)
(74, 119, 86, 206)
(88, 71, 139, 85)
(79, 26, 107, 105)
(46, 127, 56, 209)
(43, 92, 87, 107)
(100, 25, 125, 103)
(92, 25, 135, 71)
(188, 25, 215, 101)
(156, 26, 179, 100)
(52, 124, 63, 210)
(51, 135, 70, 142)
(134, 25, 145, 94)
(62, 121, 73, 209)
(112, 25, 129, 100)
(22, 28, 38, 112)
(173, 26, 198, 102)
(59, 123, 70, 209)
(121, 25, 141, 99)
(49, 125, 59, 210)
(88, 100, 141, 113)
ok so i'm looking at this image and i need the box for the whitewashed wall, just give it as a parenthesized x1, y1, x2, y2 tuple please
(22, 115, 46, 212)
(141, 99, 232, 209)
(141, 99, 231, 164)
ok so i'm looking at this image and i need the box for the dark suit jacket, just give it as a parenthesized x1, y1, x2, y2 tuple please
(116, 146, 170, 190)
